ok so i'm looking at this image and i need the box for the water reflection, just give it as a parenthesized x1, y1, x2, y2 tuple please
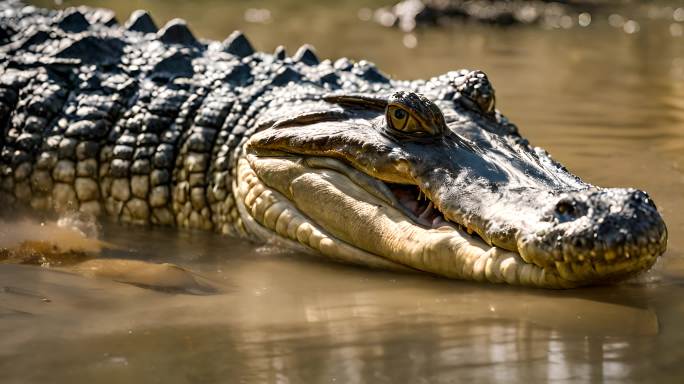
(0, 235, 670, 383)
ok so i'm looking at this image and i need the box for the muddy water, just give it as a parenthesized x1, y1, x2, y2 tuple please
(3, 0, 684, 382)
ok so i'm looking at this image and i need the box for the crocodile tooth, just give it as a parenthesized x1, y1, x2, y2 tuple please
(222, 30, 254, 58)
(293, 44, 320, 66)
(125, 10, 157, 33)
(418, 202, 434, 221)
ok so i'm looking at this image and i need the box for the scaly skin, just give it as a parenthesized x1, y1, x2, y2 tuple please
(0, 2, 667, 288)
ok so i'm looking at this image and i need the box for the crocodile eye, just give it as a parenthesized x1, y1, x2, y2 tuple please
(387, 105, 420, 133)
(385, 91, 447, 137)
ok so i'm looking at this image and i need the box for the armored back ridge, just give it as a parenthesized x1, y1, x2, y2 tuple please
(0, 1, 389, 233)
(0, 2, 667, 288)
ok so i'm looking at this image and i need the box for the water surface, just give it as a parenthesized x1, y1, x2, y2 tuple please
(4, 0, 684, 382)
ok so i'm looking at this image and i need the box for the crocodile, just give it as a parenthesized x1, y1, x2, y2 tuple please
(373, 0, 600, 31)
(0, 2, 668, 288)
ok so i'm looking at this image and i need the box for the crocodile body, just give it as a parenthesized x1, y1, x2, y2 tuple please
(0, 2, 667, 288)
(0, 2, 343, 235)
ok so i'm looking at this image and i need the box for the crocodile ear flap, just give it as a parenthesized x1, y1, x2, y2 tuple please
(323, 93, 388, 111)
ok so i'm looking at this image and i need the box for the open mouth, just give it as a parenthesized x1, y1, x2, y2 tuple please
(387, 183, 449, 228)
(385, 183, 488, 244)
(236, 152, 580, 288)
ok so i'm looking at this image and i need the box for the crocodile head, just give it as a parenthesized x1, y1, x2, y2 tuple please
(236, 72, 667, 288)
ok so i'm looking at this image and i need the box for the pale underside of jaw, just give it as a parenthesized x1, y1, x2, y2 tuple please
(235, 153, 579, 288)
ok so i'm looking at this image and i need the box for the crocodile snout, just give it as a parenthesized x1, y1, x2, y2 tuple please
(519, 188, 667, 282)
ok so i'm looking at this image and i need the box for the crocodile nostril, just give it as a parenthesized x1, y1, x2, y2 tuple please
(555, 201, 573, 214)
(554, 200, 581, 221)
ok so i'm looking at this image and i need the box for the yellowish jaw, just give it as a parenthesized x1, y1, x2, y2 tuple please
(235, 155, 578, 288)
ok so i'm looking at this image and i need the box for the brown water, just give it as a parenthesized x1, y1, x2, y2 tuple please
(3, 0, 684, 382)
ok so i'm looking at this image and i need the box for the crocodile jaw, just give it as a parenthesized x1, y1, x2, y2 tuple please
(235, 154, 578, 288)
